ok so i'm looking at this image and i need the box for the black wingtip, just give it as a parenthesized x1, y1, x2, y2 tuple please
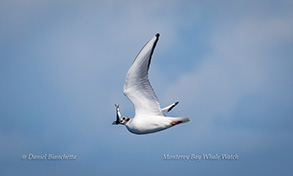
(156, 33, 160, 38)
(167, 101, 180, 112)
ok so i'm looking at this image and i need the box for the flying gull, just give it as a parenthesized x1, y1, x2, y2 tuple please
(113, 33, 190, 134)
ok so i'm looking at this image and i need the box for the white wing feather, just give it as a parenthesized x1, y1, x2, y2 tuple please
(123, 34, 163, 117)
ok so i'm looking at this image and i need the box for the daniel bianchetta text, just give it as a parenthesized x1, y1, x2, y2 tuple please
(21, 154, 77, 160)
(162, 153, 239, 162)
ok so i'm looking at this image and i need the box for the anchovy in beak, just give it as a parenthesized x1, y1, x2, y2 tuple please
(112, 104, 121, 125)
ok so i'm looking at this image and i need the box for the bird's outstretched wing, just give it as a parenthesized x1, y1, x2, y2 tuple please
(123, 34, 163, 117)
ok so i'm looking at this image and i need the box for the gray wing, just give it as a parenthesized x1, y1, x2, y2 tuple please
(123, 34, 164, 117)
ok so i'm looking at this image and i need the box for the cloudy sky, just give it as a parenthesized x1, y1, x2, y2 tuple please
(1, 0, 292, 175)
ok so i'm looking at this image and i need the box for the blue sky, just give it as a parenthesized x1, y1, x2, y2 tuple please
(1, 0, 293, 175)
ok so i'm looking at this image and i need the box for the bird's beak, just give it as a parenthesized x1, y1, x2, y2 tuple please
(112, 121, 119, 125)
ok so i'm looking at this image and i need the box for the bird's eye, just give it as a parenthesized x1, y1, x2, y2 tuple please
(123, 117, 125, 120)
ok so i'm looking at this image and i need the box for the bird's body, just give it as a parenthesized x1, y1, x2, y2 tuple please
(125, 116, 189, 134)
(113, 33, 190, 135)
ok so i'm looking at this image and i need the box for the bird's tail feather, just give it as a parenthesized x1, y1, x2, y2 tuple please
(176, 117, 190, 123)
(170, 117, 190, 123)
(169, 117, 190, 126)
